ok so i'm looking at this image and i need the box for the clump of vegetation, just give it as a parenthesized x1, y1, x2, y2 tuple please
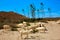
(26, 22, 30, 26)
(16, 20, 23, 24)
(0, 22, 4, 29)
(40, 21, 48, 23)
(32, 29, 38, 33)
(11, 28, 18, 31)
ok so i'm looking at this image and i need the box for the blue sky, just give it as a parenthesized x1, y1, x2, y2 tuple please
(0, 0, 60, 18)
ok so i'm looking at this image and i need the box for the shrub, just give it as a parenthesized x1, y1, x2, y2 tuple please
(32, 29, 38, 33)
(11, 28, 18, 31)
(26, 23, 30, 26)
(0, 23, 4, 29)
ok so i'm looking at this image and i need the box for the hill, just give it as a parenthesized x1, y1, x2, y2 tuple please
(0, 11, 28, 24)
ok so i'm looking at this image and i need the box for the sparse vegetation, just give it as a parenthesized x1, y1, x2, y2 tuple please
(32, 29, 38, 33)
(11, 28, 18, 31)
(26, 22, 30, 26)
(0, 23, 3, 29)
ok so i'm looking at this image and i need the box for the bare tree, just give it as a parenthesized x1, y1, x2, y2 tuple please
(28, 9, 30, 18)
(48, 8, 51, 18)
(22, 9, 25, 16)
(30, 4, 36, 19)
(37, 9, 40, 18)
(40, 2, 45, 18)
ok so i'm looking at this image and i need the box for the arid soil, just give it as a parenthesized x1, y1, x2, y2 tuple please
(0, 21, 60, 40)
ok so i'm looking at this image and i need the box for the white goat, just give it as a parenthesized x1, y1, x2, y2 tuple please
(36, 24, 47, 33)
(3, 25, 11, 31)
(17, 27, 33, 39)
(16, 21, 27, 28)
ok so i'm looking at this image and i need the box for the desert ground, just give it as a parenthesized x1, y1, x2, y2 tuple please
(0, 21, 60, 40)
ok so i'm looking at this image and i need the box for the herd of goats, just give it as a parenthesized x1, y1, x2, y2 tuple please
(0, 21, 48, 40)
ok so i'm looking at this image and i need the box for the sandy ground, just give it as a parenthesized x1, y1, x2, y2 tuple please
(0, 21, 60, 40)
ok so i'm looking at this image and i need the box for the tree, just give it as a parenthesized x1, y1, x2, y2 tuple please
(30, 4, 36, 19)
(28, 9, 30, 18)
(48, 8, 51, 18)
(22, 9, 25, 16)
(40, 2, 45, 18)
(37, 9, 40, 18)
